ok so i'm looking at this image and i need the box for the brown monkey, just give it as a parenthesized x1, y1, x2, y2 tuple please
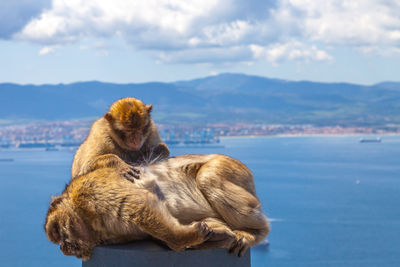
(45, 154, 269, 260)
(71, 97, 169, 179)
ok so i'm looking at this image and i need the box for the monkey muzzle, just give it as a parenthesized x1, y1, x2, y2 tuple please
(60, 241, 80, 256)
(126, 133, 144, 151)
(60, 241, 92, 260)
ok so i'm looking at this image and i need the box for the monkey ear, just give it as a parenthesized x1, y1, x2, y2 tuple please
(146, 104, 153, 113)
(45, 196, 64, 243)
(46, 218, 61, 243)
(104, 112, 113, 122)
(50, 195, 64, 207)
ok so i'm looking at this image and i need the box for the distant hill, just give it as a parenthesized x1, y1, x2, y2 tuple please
(1, 73, 400, 126)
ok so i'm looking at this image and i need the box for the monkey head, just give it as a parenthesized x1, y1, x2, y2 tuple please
(105, 97, 153, 151)
(45, 196, 95, 260)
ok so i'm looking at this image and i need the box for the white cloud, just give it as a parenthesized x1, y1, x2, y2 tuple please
(16, 0, 226, 47)
(250, 42, 333, 64)
(209, 71, 219, 76)
(273, 0, 400, 48)
(38, 45, 59, 55)
(158, 46, 253, 64)
(13, 0, 400, 64)
(0, 0, 51, 38)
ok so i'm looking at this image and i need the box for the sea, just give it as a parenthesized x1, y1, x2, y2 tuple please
(0, 136, 399, 267)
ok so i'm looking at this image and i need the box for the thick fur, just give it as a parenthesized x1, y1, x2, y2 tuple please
(46, 154, 269, 260)
(71, 97, 170, 179)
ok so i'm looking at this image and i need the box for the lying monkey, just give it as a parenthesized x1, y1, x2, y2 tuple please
(45, 154, 269, 260)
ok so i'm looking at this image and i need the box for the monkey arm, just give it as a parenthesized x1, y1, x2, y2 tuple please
(141, 142, 169, 163)
(141, 122, 170, 162)
(128, 191, 212, 251)
(153, 143, 170, 159)
(91, 154, 140, 181)
(140, 142, 170, 163)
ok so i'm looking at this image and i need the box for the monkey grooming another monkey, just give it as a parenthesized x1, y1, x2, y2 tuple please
(45, 154, 270, 260)
(71, 97, 170, 179)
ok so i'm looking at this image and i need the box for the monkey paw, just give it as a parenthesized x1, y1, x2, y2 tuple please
(229, 235, 250, 257)
(168, 221, 214, 251)
(193, 221, 214, 242)
(121, 167, 140, 183)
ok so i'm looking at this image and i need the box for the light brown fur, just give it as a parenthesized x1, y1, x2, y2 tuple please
(71, 97, 169, 179)
(46, 154, 269, 260)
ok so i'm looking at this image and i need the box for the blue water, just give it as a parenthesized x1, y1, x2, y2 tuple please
(1, 136, 400, 266)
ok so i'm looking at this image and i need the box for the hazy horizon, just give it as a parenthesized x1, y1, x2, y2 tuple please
(1, 72, 399, 87)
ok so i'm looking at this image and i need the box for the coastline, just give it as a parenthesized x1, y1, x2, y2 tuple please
(1, 134, 399, 152)
(220, 133, 400, 139)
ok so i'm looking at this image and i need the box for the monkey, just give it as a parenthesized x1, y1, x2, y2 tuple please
(71, 97, 170, 179)
(45, 154, 270, 260)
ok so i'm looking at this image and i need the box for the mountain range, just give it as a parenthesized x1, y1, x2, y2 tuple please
(1, 73, 400, 126)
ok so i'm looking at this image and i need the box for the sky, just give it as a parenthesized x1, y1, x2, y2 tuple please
(1, 0, 400, 85)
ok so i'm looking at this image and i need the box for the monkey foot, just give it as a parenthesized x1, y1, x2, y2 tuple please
(229, 236, 249, 257)
(183, 221, 214, 248)
(196, 221, 214, 241)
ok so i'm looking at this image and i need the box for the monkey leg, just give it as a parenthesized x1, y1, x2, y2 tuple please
(196, 178, 270, 256)
(129, 191, 213, 251)
(91, 154, 140, 181)
(190, 218, 236, 250)
(195, 158, 270, 255)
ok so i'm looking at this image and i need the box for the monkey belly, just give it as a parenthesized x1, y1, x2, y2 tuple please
(161, 181, 218, 224)
(136, 172, 218, 225)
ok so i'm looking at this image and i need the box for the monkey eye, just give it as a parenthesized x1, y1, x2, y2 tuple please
(113, 128, 126, 138)
(131, 120, 141, 129)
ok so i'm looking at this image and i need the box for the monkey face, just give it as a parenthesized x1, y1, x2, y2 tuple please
(105, 97, 153, 151)
(45, 198, 94, 260)
(110, 118, 151, 151)
(122, 129, 147, 151)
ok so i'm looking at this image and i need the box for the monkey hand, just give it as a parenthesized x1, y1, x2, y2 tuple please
(120, 165, 141, 183)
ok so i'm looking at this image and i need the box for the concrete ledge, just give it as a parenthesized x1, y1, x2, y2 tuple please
(82, 240, 250, 267)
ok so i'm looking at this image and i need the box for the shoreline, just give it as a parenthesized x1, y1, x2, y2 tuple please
(220, 133, 400, 139)
(1, 134, 399, 151)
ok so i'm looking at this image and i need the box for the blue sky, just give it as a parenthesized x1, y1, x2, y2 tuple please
(1, 0, 399, 85)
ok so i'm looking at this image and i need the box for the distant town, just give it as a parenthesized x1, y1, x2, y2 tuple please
(0, 120, 399, 149)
